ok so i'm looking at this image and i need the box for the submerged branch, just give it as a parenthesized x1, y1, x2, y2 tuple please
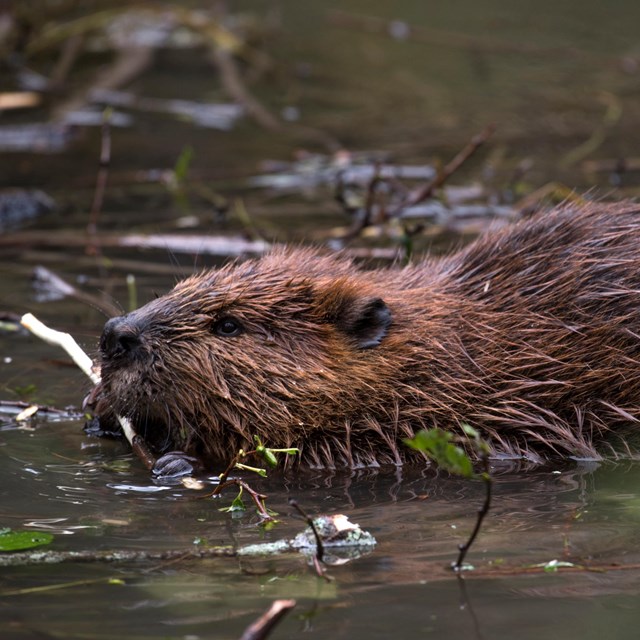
(0, 545, 236, 568)
(240, 600, 296, 640)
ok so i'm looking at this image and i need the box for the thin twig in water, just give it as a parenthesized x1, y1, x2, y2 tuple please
(239, 600, 296, 640)
(87, 107, 112, 244)
(288, 499, 324, 562)
(391, 123, 496, 218)
(342, 164, 382, 242)
(340, 125, 496, 243)
(453, 450, 493, 571)
(217, 478, 272, 520)
(48, 34, 85, 90)
(205, 448, 273, 519)
(289, 498, 332, 581)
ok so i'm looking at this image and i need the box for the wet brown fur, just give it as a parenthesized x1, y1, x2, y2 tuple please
(94, 201, 640, 467)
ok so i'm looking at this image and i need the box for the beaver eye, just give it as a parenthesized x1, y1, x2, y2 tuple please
(213, 317, 243, 338)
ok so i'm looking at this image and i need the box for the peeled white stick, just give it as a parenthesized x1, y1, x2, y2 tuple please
(114, 415, 137, 446)
(21, 313, 100, 384)
(19, 313, 137, 445)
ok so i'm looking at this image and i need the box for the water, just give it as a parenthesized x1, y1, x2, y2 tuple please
(3, 419, 640, 639)
(2, 0, 640, 638)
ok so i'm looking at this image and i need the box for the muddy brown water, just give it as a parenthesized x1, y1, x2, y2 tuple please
(2, 1, 640, 638)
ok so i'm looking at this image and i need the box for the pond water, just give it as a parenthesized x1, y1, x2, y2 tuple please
(2, 0, 640, 638)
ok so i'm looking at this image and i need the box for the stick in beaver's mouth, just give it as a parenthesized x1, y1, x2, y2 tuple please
(19, 313, 155, 468)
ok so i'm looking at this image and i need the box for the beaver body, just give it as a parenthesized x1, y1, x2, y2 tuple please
(93, 201, 640, 468)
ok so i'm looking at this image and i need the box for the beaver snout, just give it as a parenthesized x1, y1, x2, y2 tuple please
(100, 316, 144, 360)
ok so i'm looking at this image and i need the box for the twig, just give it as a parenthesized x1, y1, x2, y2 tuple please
(391, 123, 496, 218)
(128, 429, 157, 471)
(339, 126, 496, 243)
(288, 499, 332, 581)
(288, 499, 324, 563)
(87, 107, 112, 252)
(211, 449, 247, 489)
(559, 92, 622, 168)
(19, 314, 140, 453)
(0, 230, 271, 256)
(216, 478, 272, 520)
(51, 45, 155, 121)
(342, 165, 382, 242)
(453, 451, 493, 571)
(20, 313, 99, 384)
(239, 600, 296, 640)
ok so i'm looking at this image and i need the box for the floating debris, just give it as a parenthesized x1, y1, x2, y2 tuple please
(61, 108, 133, 128)
(250, 152, 436, 192)
(0, 189, 55, 232)
(119, 234, 269, 256)
(238, 514, 376, 564)
(0, 91, 41, 111)
(91, 89, 245, 130)
(0, 401, 83, 424)
(402, 202, 515, 223)
(0, 123, 74, 153)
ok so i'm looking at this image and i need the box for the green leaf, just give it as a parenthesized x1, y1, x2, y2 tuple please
(405, 429, 474, 478)
(219, 491, 246, 513)
(0, 529, 54, 552)
(260, 519, 278, 532)
(258, 448, 279, 468)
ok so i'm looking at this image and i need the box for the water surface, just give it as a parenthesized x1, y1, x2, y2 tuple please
(2, 1, 640, 638)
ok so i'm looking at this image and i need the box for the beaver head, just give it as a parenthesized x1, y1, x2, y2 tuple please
(94, 248, 417, 468)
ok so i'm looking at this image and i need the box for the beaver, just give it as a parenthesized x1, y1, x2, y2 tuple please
(89, 200, 640, 472)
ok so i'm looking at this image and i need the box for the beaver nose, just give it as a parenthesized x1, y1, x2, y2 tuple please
(100, 316, 142, 359)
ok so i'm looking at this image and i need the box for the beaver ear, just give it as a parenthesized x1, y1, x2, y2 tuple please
(336, 296, 392, 349)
